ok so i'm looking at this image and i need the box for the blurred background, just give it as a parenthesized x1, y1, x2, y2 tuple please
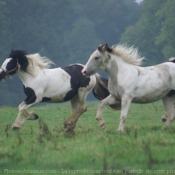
(0, 0, 174, 106)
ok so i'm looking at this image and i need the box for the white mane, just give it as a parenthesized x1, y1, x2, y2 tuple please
(26, 53, 54, 76)
(111, 44, 144, 66)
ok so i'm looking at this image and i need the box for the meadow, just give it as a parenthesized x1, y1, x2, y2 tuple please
(0, 101, 175, 175)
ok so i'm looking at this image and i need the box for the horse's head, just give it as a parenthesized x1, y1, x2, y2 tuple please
(0, 50, 28, 81)
(82, 44, 112, 77)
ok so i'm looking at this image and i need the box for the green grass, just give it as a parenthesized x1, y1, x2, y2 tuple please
(0, 102, 175, 175)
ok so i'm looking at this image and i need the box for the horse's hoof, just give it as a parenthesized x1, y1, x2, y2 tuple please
(162, 125, 169, 130)
(117, 128, 124, 133)
(64, 122, 75, 132)
(162, 118, 167, 122)
(27, 113, 39, 120)
(12, 126, 20, 130)
(64, 123, 70, 129)
(33, 114, 39, 120)
(100, 123, 105, 129)
(64, 130, 75, 137)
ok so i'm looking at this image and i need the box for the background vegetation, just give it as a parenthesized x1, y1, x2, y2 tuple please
(0, 0, 175, 106)
(0, 102, 175, 175)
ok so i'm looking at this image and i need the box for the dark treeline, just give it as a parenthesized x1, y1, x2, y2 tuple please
(0, 0, 174, 106)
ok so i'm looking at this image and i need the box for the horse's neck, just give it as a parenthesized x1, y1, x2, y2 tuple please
(105, 57, 123, 77)
(17, 70, 36, 85)
(105, 57, 133, 82)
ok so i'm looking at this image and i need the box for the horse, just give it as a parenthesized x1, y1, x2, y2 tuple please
(0, 50, 120, 132)
(82, 44, 175, 133)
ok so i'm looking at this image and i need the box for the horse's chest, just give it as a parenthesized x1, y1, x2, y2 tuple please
(108, 80, 123, 99)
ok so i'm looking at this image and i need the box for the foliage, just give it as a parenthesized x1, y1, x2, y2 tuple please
(0, 102, 175, 174)
(121, 0, 175, 66)
(155, 0, 175, 58)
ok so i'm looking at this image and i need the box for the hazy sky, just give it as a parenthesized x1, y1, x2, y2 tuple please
(135, 0, 143, 3)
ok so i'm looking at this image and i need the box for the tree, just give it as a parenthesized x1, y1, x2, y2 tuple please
(77, 0, 140, 45)
(155, 0, 175, 58)
(61, 17, 101, 65)
(0, 0, 10, 58)
(121, 0, 167, 65)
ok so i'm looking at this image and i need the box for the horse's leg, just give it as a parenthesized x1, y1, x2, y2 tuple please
(96, 95, 119, 129)
(12, 94, 42, 130)
(12, 102, 25, 129)
(162, 95, 175, 128)
(64, 89, 88, 132)
(63, 95, 79, 130)
(117, 95, 132, 133)
(70, 95, 79, 114)
(12, 102, 38, 130)
(162, 97, 175, 122)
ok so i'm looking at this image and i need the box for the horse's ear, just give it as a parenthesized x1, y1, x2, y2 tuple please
(98, 44, 104, 52)
(98, 44, 112, 53)
(9, 49, 14, 57)
(98, 44, 107, 53)
(105, 43, 112, 53)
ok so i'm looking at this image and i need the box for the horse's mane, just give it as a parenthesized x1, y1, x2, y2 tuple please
(111, 44, 144, 66)
(9, 50, 54, 76)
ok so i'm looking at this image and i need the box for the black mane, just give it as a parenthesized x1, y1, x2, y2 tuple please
(9, 50, 28, 58)
(9, 50, 29, 72)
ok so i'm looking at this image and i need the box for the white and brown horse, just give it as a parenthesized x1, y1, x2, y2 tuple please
(82, 44, 175, 133)
(0, 50, 120, 131)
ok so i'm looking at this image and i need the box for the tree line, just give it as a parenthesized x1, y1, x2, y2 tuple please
(0, 0, 174, 106)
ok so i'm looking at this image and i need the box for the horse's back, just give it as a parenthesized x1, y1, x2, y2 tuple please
(131, 62, 175, 103)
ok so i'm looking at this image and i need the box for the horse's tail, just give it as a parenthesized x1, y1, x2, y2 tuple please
(93, 73, 121, 110)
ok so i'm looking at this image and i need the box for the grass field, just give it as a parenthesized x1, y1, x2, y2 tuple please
(0, 101, 175, 175)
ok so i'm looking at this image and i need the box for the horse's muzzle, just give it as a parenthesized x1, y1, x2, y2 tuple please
(81, 68, 90, 78)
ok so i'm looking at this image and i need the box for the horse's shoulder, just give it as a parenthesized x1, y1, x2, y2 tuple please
(61, 64, 90, 87)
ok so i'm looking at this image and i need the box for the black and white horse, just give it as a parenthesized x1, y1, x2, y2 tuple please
(0, 50, 120, 131)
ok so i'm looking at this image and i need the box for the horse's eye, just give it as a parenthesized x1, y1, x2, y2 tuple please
(95, 57, 99, 60)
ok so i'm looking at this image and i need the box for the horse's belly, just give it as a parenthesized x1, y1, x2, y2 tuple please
(44, 84, 73, 103)
(50, 93, 69, 103)
(132, 88, 170, 103)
